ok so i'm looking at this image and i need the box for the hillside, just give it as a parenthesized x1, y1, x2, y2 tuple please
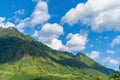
(0, 27, 115, 80)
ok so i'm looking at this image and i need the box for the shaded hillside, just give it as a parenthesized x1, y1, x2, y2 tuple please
(0, 27, 115, 80)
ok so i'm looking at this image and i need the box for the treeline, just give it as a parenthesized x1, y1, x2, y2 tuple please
(96, 65, 120, 80)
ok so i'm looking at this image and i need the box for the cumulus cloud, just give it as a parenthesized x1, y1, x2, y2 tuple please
(39, 23, 63, 37)
(62, 0, 120, 32)
(16, 0, 50, 33)
(33, 26, 88, 52)
(16, 18, 30, 32)
(87, 51, 100, 59)
(30, 0, 50, 26)
(103, 57, 119, 64)
(48, 38, 66, 51)
(33, 23, 66, 51)
(106, 50, 115, 54)
(111, 35, 120, 47)
(0, 17, 15, 28)
(66, 31, 88, 52)
(34, 23, 63, 43)
(66, 33, 74, 40)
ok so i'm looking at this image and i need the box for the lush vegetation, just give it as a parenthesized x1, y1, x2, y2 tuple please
(0, 27, 115, 80)
(94, 66, 120, 80)
(109, 65, 120, 80)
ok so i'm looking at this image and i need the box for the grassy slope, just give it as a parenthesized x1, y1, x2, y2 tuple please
(0, 55, 107, 80)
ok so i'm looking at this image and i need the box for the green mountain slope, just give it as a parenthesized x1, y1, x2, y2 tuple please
(0, 27, 115, 80)
(76, 53, 114, 75)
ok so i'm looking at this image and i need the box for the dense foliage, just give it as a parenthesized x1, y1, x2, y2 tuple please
(109, 65, 120, 80)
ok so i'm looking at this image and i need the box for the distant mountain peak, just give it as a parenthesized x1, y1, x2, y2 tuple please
(0, 27, 23, 38)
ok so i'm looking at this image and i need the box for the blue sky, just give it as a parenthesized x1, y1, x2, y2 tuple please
(0, 0, 120, 70)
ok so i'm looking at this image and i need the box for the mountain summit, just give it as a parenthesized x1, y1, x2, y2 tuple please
(0, 27, 114, 80)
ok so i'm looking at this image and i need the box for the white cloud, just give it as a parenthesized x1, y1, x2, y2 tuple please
(16, 18, 30, 32)
(13, 9, 25, 23)
(14, 9, 25, 15)
(33, 24, 88, 52)
(16, 0, 50, 32)
(0, 17, 6, 22)
(30, 0, 50, 26)
(103, 57, 119, 64)
(40, 23, 63, 37)
(106, 50, 115, 54)
(62, 3, 87, 26)
(111, 35, 120, 47)
(66, 33, 74, 40)
(0, 17, 15, 28)
(48, 38, 66, 51)
(87, 51, 100, 59)
(62, 0, 120, 32)
(36, 23, 63, 44)
(66, 31, 88, 52)
(33, 23, 65, 51)
(4, 22, 15, 28)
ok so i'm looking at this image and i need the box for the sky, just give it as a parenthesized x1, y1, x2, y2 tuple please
(0, 0, 120, 70)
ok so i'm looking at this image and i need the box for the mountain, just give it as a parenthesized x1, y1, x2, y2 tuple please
(0, 27, 115, 80)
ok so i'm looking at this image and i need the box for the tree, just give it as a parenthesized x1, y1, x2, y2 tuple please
(109, 65, 120, 80)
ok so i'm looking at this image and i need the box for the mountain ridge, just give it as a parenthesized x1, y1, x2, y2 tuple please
(0, 27, 115, 80)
